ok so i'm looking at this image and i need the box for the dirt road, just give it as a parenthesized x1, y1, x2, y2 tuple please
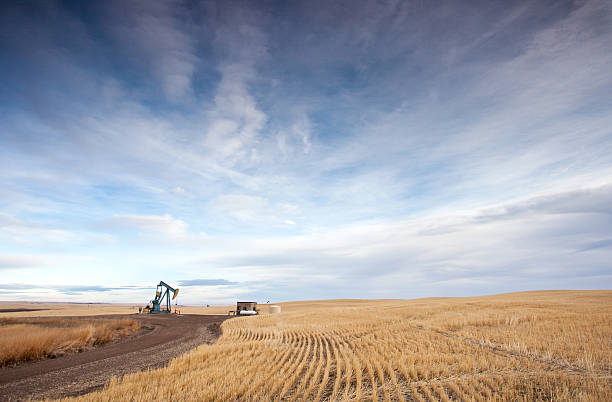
(0, 314, 230, 401)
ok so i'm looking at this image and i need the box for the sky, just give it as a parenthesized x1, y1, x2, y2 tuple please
(1, 0, 611, 305)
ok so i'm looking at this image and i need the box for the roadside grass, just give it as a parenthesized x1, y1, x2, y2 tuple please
(0, 318, 140, 366)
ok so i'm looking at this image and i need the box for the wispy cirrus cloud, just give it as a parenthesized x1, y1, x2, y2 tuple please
(187, 184, 612, 299)
(1, 1, 611, 302)
(0, 214, 72, 245)
(0, 283, 148, 296)
(178, 279, 238, 287)
(200, 4, 269, 168)
(0, 255, 48, 270)
(213, 194, 269, 222)
(107, 0, 200, 101)
(105, 214, 191, 241)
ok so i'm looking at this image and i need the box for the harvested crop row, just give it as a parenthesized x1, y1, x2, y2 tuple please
(69, 291, 611, 401)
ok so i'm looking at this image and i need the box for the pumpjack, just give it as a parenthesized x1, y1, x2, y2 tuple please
(142, 281, 179, 314)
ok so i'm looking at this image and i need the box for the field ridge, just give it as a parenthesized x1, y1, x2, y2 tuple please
(67, 290, 612, 401)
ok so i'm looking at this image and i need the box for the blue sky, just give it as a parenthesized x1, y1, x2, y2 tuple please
(1, 0, 611, 304)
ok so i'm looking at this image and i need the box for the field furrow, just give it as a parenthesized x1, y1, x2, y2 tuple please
(329, 335, 343, 401)
(302, 332, 325, 401)
(313, 334, 332, 401)
(288, 332, 318, 401)
(339, 341, 355, 400)
(65, 292, 611, 402)
(276, 330, 312, 400)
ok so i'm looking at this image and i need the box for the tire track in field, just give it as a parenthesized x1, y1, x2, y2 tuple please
(415, 325, 598, 375)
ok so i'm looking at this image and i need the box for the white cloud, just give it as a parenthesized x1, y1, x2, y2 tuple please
(109, 0, 198, 100)
(292, 115, 312, 154)
(214, 194, 269, 221)
(86, 233, 117, 244)
(276, 112, 313, 156)
(203, 66, 267, 164)
(277, 203, 300, 214)
(109, 214, 189, 240)
(190, 183, 612, 298)
(213, 195, 301, 225)
(2, 1, 611, 302)
(201, 6, 268, 168)
(0, 214, 72, 245)
(0, 254, 48, 269)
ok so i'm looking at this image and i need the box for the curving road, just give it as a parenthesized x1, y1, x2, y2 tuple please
(0, 314, 230, 401)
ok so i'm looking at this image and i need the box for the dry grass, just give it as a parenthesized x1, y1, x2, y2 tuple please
(69, 291, 611, 401)
(0, 317, 140, 366)
(0, 303, 139, 318)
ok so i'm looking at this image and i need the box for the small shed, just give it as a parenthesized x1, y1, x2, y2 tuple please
(237, 301, 257, 312)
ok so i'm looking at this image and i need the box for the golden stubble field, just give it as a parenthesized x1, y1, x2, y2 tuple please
(59, 290, 611, 401)
(0, 302, 231, 318)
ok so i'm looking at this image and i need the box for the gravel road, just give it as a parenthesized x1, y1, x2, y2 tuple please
(0, 314, 230, 401)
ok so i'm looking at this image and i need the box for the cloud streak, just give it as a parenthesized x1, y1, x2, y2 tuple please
(178, 279, 238, 287)
(106, 214, 189, 239)
(0, 255, 48, 270)
(108, 0, 200, 101)
(187, 184, 612, 298)
(0, 0, 611, 302)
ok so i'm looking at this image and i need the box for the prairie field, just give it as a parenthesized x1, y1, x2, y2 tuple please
(67, 290, 611, 401)
(0, 302, 139, 318)
(0, 317, 140, 366)
(0, 302, 229, 318)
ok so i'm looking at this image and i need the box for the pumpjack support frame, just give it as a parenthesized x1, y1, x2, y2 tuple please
(149, 281, 179, 314)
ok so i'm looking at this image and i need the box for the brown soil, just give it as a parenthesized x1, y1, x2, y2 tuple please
(0, 314, 230, 401)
